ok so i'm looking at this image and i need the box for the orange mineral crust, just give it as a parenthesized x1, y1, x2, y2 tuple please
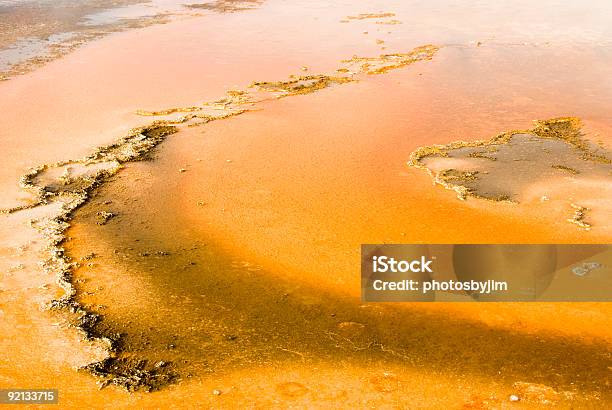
(1, 0, 611, 408)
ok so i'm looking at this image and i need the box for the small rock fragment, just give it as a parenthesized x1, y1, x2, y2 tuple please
(96, 211, 116, 225)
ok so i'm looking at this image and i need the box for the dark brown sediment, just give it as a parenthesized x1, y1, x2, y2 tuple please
(250, 75, 355, 97)
(186, 0, 264, 13)
(346, 13, 396, 20)
(342, 45, 438, 74)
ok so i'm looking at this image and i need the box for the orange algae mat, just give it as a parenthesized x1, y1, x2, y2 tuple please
(0, 0, 611, 408)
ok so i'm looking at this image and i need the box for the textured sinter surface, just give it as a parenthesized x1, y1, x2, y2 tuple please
(410, 118, 611, 232)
